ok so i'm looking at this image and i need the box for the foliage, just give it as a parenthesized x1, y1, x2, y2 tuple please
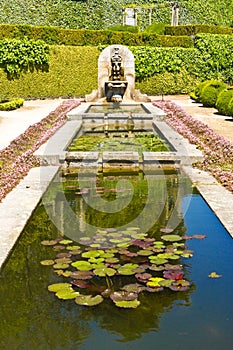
(130, 46, 198, 81)
(0, 38, 49, 79)
(153, 100, 233, 193)
(0, 23, 193, 47)
(216, 88, 233, 116)
(43, 226, 193, 308)
(165, 24, 233, 36)
(136, 68, 200, 96)
(69, 134, 169, 153)
(0, 0, 232, 29)
(143, 23, 167, 35)
(0, 97, 24, 110)
(199, 80, 227, 107)
(0, 99, 81, 202)
(194, 34, 233, 83)
(106, 25, 139, 33)
(0, 46, 99, 99)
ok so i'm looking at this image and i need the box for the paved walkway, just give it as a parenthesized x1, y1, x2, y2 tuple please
(0, 98, 65, 150)
(151, 95, 233, 143)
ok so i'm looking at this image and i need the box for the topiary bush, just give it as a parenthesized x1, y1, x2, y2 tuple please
(199, 80, 227, 107)
(0, 97, 24, 110)
(216, 88, 233, 116)
(190, 80, 208, 101)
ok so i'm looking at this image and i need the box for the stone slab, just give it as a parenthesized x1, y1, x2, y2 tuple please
(0, 166, 59, 269)
(182, 166, 233, 237)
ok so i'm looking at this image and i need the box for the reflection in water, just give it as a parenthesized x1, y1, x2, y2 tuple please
(0, 170, 196, 349)
(0, 170, 232, 349)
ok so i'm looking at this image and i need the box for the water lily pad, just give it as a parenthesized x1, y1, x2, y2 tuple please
(208, 271, 222, 278)
(48, 283, 72, 292)
(110, 291, 138, 302)
(59, 239, 73, 245)
(75, 294, 103, 306)
(55, 258, 72, 264)
(163, 270, 184, 280)
(161, 234, 183, 242)
(105, 257, 119, 263)
(70, 271, 94, 280)
(137, 249, 153, 256)
(93, 267, 116, 277)
(53, 263, 70, 270)
(113, 299, 140, 308)
(121, 283, 145, 293)
(56, 289, 80, 300)
(41, 240, 58, 246)
(160, 228, 174, 233)
(88, 257, 105, 264)
(148, 256, 168, 265)
(56, 252, 72, 258)
(164, 263, 183, 270)
(40, 260, 54, 266)
(149, 265, 165, 271)
(135, 273, 152, 282)
(146, 277, 165, 287)
(158, 279, 173, 287)
(71, 260, 93, 271)
(66, 245, 81, 251)
(168, 279, 190, 291)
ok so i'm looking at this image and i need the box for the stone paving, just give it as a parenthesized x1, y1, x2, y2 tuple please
(0, 96, 232, 269)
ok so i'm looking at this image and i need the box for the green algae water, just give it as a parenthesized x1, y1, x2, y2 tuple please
(0, 171, 232, 350)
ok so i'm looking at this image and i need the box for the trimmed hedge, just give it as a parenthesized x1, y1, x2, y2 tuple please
(135, 68, 200, 96)
(216, 88, 233, 116)
(199, 80, 227, 107)
(0, 97, 24, 110)
(0, 46, 99, 99)
(0, 24, 194, 48)
(165, 24, 233, 36)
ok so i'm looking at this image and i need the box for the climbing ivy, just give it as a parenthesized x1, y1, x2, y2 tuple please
(0, 38, 49, 79)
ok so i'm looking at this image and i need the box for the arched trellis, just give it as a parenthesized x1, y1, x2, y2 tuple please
(122, 2, 180, 27)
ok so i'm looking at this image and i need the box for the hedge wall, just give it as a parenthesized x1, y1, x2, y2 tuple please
(164, 24, 233, 36)
(0, 24, 193, 48)
(0, 46, 99, 99)
(0, 33, 232, 99)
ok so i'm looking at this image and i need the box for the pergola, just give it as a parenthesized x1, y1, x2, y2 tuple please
(121, 2, 180, 27)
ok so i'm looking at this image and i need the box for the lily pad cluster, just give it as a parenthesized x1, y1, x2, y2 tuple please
(41, 227, 195, 309)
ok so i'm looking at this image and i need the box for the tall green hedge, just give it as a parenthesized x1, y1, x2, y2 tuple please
(0, 24, 193, 48)
(0, 0, 232, 29)
(165, 24, 233, 36)
(0, 46, 99, 99)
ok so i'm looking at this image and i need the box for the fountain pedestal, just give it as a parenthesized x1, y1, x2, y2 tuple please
(105, 81, 128, 102)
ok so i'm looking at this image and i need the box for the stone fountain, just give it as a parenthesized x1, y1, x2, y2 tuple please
(85, 44, 149, 102)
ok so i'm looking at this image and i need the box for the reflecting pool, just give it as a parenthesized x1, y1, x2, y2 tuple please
(0, 171, 232, 350)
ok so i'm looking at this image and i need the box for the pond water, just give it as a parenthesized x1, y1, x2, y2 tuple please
(0, 171, 232, 350)
(85, 103, 150, 114)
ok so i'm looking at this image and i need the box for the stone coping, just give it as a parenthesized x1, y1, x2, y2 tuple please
(0, 166, 59, 270)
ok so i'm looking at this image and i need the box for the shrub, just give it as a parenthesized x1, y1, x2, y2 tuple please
(164, 24, 233, 36)
(191, 80, 213, 102)
(199, 80, 227, 107)
(136, 68, 200, 96)
(106, 25, 139, 33)
(216, 88, 233, 116)
(0, 97, 24, 110)
(144, 23, 167, 35)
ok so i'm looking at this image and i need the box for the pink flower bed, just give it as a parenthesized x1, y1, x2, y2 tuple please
(0, 99, 81, 202)
(153, 100, 233, 193)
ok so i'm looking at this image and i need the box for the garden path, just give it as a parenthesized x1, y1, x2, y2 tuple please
(151, 95, 233, 143)
(0, 98, 65, 150)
